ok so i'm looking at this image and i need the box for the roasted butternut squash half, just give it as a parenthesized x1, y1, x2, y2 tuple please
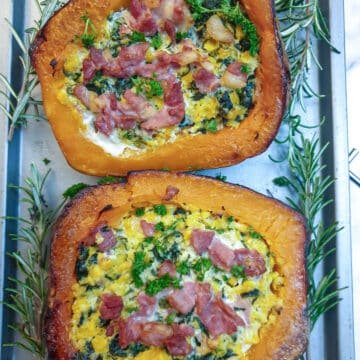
(46, 172, 307, 359)
(31, 0, 289, 175)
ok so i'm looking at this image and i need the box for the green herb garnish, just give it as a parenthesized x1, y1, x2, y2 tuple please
(166, 312, 177, 324)
(145, 274, 181, 296)
(215, 174, 227, 182)
(231, 265, 246, 279)
(206, 118, 218, 133)
(129, 31, 146, 43)
(132, 77, 164, 99)
(151, 33, 162, 49)
(132, 251, 151, 288)
(79, 15, 97, 48)
(155, 222, 165, 232)
(63, 182, 89, 198)
(135, 208, 145, 217)
(176, 32, 188, 42)
(153, 204, 167, 216)
(176, 260, 191, 275)
(192, 257, 212, 281)
(184, 0, 259, 55)
(248, 226, 262, 239)
(97, 176, 123, 184)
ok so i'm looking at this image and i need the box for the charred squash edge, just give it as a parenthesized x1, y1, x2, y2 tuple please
(30, 0, 290, 176)
(46, 171, 308, 359)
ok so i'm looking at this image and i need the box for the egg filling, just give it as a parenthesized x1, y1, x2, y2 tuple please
(70, 203, 283, 359)
(59, 0, 259, 156)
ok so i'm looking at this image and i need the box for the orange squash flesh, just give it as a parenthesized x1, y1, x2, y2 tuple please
(30, 0, 290, 176)
(46, 172, 308, 359)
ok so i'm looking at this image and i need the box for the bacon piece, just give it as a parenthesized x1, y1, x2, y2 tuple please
(195, 282, 212, 309)
(138, 322, 173, 346)
(130, 0, 147, 18)
(167, 282, 196, 314)
(97, 226, 117, 252)
(206, 14, 234, 43)
(137, 15, 158, 35)
(190, 229, 214, 255)
(119, 43, 150, 75)
(113, 115, 137, 130)
(95, 110, 115, 136)
(106, 322, 116, 336)
(163, 78, 183, 107)
(140, 105, 181, 129)
(123, 89, 157, 119)
(99, 293, 123, 320)
(82, 59, 97, 84)
(193, 68, 219, 94)
(196, 291, 244, 337)
(221, 61, 247, 89)
(165, 324, 194, 356)
(137, 292, 157, 316)
(141, 76, 185, 129)
(235, 295, 251, 326)
(158, 260, 177, 277)
(208, 239, 235, 270)
(90, 47, 107, 68)
(162, 185, 180, 201)
(140, 220, 156, 237)
(83, 221, 117, 252)
(118, 317, 142, 348)
(234, 249, 266, 277)
(164, 19, 176, 43)
(73, 84, 98, 112)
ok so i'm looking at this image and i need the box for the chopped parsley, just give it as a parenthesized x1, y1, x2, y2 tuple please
(151, 33, 162, 49)
(42, 158, 51, 165)
(145, 273, 182, 296)
(132, 251, 151, 288)
(184, 0, 259, 55)
(230, 265, 246, 279)
(248, 226, 263, 239)
(155, 222, 165, 232)
(227, 216, 234, 223)
(206, 118, 218, 133)
(215, 174, 227, 182)
(78, 15, 97, 48)
(153, 204, 167, 216)
(166, 312, 177, 324)
(176, 31, 188, 42)
(135, 208, 145, 217)
(132, 77, 164, 99)
(176, 260, 191, 275)
(97, 176, 123, 184)
(63, 182, 89, 198)
(129, 31, 146, 43)
(192, 257, 212, 281)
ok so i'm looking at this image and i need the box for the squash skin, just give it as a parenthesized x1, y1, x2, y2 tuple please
(46, 171, 308, 359)
(30, 0, 290, 176)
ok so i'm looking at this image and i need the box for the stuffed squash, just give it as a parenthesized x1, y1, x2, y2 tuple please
(31, 0, 289, 175)
(46, 172, 308, 359)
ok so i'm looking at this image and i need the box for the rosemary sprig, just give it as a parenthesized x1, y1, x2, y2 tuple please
(2, 164, 66, 357)
(0, 0, 66, 140)
(274, 0, 343, 335)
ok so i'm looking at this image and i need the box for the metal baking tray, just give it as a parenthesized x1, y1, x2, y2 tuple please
(0, 0, 355, 358)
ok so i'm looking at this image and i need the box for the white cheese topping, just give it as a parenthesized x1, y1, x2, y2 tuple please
(82, 112, 138, 156)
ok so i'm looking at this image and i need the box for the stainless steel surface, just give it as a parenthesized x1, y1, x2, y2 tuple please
(345, 0, 360, 358)
(0, 0, 355, 359)
(349, 149, 360, 186)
